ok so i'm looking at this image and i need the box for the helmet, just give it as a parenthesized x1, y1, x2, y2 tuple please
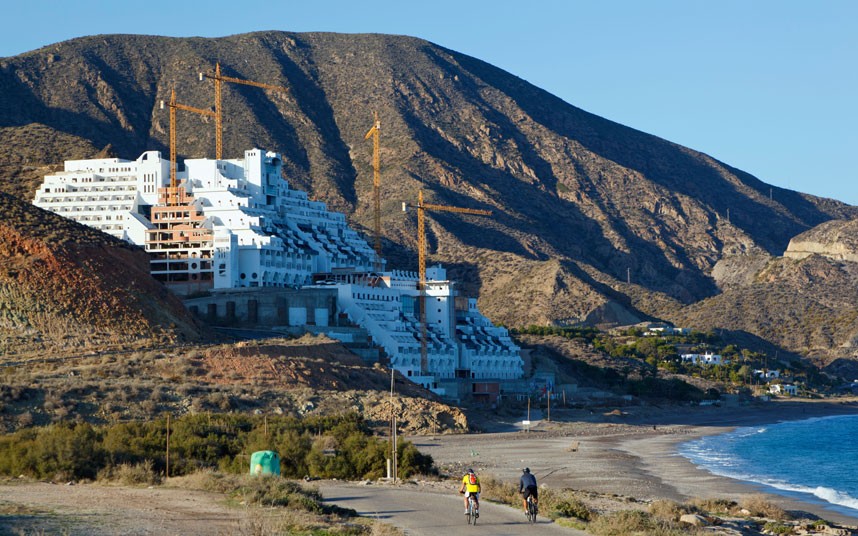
(467, 468, 475, 474)
(523, 467, 530, 473)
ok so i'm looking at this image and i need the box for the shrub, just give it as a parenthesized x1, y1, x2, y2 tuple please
(649, 499, 691, 521)
(588, 510, 654, 536)
(740, 494, 790, 520)
(762, 522, 794, 534)
(397, 439, 434, 478)
(550, 498, 592, 521)
(0, 413, 433, 482)
(99, 460, 161, 485)
(689, 497, 736, 515)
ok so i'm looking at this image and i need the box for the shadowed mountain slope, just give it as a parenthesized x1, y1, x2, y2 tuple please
(2, 31, 856, 357)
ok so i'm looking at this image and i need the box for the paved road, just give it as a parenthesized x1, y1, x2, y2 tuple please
(319, 483, 586, 536)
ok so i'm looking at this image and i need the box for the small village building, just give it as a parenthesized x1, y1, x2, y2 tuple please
(754, 370, 780, 380)
(680, 352, 724, 365)
(768, 384, 798, 396)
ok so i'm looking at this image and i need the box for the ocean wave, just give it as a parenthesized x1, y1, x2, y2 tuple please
(677, 415, 858, 515)
(812, 487, 858, 511)
(750, 480, 858, 512)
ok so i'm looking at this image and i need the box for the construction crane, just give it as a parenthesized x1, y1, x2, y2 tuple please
(403, 190, 492, 374)
(199, 63, 289, 159)
(160, 89, 216, 205)
(364, 111, 382, 270)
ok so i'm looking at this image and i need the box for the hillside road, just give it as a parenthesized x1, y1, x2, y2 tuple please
(319, 482, 586, 535)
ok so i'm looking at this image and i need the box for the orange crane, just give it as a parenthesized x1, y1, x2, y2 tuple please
(403, 190, 492, 374)
(364, 111, 382, 270)
(199, 63, 289, 159)
(160, 89, 216, 205)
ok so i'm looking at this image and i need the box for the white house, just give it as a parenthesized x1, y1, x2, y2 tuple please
(769, 384, 798, 396)
(680, 352, 724, 365)
(754, 370, 780, 380)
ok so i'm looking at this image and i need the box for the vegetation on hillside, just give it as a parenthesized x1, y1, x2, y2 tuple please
(514, 324, 841, 398)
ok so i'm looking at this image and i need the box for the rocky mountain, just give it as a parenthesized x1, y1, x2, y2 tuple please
(2, 31, 857, 360)
(0, 192, 200, 355)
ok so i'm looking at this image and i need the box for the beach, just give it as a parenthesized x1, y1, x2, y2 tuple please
(412, 398, 858, 526)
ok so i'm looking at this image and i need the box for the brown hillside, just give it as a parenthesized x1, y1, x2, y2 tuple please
(671, 253, 858, 361)
(2, 31, 857, 358)
(0, 192, 200, 356)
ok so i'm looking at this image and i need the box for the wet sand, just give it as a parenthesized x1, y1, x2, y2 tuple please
(413, 398, 858, 525)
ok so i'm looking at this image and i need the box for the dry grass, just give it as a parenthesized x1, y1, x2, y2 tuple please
(740, 494, 791, 520)
(98, 461, 161, 486)
(648, 499, 693, 522)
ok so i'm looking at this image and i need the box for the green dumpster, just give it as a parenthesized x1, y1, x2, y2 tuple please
(250, 450, 280, 476)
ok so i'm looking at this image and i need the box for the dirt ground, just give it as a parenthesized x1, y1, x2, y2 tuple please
(0, 480, 277, 536)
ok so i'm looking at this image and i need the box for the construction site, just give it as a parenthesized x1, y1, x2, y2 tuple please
(32, 62, 528, 401)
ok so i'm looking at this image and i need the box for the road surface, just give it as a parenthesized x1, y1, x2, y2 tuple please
(319, 482, 586, 535)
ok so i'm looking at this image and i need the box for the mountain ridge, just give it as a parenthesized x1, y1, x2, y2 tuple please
(2, 30, 857, 359)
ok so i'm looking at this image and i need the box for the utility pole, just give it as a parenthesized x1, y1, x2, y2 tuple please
(547, 391, 551, 422)
(165, 413, 171, 479)
(389, 367, 398, 483)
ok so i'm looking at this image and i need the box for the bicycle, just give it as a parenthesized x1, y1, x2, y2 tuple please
(525, 495, 538, 524)
(466, 494, 478, 525)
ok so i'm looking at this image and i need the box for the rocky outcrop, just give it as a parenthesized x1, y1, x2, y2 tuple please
(785, 219, 858, 262)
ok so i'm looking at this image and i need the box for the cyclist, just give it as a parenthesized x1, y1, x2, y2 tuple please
(520, 467, 538, 514)
(459, 468, 481, 516)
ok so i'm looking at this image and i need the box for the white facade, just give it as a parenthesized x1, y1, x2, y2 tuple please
(35, 149, 378, 290)
(33, 148, 521, 391)
(328, 265, 523, 392)
(680, 352, 724, 365)
(754, 369, 780, 380)
(182, 149, 378, 289)
(33, 151, 169, 243)
(769, 384, 797, 396)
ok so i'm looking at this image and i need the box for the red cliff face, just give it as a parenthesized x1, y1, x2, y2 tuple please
(0, 193, 200, 356)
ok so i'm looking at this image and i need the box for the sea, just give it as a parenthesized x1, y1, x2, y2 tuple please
(678, 413, 858, 520)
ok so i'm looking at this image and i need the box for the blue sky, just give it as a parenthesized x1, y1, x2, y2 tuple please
(3, 0, 857, 204)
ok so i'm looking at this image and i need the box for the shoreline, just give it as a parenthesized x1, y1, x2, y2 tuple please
(415, 398, 858, 525)
(616, 400, 858, 525)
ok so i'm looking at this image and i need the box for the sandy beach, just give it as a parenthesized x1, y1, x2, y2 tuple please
(412, 398, 858, 526)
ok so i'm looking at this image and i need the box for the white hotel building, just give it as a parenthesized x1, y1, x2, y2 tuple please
(33, 148, 523, 387)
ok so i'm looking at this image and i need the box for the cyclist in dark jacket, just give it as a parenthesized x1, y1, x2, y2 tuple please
(520, 467, 538, 513)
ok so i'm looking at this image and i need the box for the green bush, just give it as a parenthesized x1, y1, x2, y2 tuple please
(0, 422, 104, 480)
(0, 412, 433, 481)
(762, 522, 793, 534)
(550, 498, 591, 521)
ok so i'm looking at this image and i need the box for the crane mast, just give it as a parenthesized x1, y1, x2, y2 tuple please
(364, 112, 382, 270)
(160, 89, 216, 205)
(200, 63, 289, 159)
(403, 190, 492, 374)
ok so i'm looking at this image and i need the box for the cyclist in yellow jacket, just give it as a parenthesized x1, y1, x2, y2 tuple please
(459, 468, 480, 516)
